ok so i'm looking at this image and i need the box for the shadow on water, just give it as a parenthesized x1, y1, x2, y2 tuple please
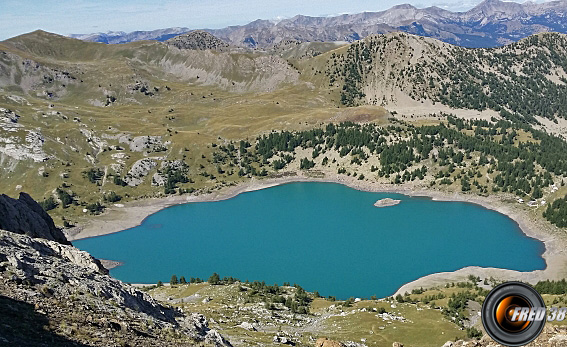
(0, 295, 88, 347)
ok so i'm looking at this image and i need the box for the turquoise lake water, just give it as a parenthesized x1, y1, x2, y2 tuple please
(73, 182, 546, 299)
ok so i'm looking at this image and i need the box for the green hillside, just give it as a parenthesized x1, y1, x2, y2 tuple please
(1, 30, 567, 229)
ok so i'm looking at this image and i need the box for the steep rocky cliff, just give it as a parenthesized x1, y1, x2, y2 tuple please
(0, 192, 70, 245)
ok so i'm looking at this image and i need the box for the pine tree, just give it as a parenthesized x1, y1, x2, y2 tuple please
(208, 272, 220, 285)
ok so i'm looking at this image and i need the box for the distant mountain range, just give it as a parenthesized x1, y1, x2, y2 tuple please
(71, 27, 191, 44)
(70, 0, 567, 48)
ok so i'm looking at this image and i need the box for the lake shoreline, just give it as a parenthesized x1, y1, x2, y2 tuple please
(67, 173, 567, 297)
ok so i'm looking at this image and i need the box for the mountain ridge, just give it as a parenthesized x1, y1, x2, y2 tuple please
(313, 31, 567, 124)
(1, 29, 567, 230)
(3, 28, 567, 344)
(69, 0, 567, 48)
(166, 30, 232, 52)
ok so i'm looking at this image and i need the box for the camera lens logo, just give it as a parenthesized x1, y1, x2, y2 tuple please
(482, 282, 546, 346)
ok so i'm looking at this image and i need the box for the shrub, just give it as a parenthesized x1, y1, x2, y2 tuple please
(39, 196, 58, 211)
(85, 202, 105, 215)
(82, 168, 104, 184)
(104, 191, 122, 203)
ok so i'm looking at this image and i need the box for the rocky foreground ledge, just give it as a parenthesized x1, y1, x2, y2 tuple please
(0, 191, 231, 346)
(0, 229, 231, 346)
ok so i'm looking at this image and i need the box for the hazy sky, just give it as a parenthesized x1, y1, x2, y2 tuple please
(0, 0, 531, 40)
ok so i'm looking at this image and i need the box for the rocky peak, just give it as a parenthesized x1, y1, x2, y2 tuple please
(0, 192, 70, 245)
(379, 4, 424, 25)
(464, 0, 527, 21)
(390, 4, 417, 10)
(166, 30, 230, 51)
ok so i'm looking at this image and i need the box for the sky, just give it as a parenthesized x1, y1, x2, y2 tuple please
(0, 0, 538, 40)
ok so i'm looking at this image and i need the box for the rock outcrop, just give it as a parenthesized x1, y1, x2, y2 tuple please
(0, 229, 232, 346)
(0, 192, 69, 244)
(119, 135, 165, 153)
(167, 30, 230, 52)
(0, 191, 231, 346)
(441, 325, 567, 346)
(315, 338, 346, 347)
(124, 158, 158, 186)
(374, 198, 401, 207)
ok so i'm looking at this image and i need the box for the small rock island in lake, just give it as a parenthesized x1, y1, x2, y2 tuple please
(374, 198, 401, 207)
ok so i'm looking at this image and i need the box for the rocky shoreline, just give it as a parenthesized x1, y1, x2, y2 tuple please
(67, 173, 567, 298)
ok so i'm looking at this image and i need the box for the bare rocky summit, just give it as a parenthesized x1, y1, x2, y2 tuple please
(208, 0, 567, 48)
(167, 31, 230, 52)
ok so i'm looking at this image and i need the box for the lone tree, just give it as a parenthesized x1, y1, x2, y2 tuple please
(208, 272, 220, 285)
(170, 274, 178, 286)
(179, 276, 187, 284)
(157, 280, 163, 287)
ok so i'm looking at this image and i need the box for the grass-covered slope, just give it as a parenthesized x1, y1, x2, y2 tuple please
(145, 275, 567, 346)
(2, 30, 567, 229)
(0, 30, 364, 227)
